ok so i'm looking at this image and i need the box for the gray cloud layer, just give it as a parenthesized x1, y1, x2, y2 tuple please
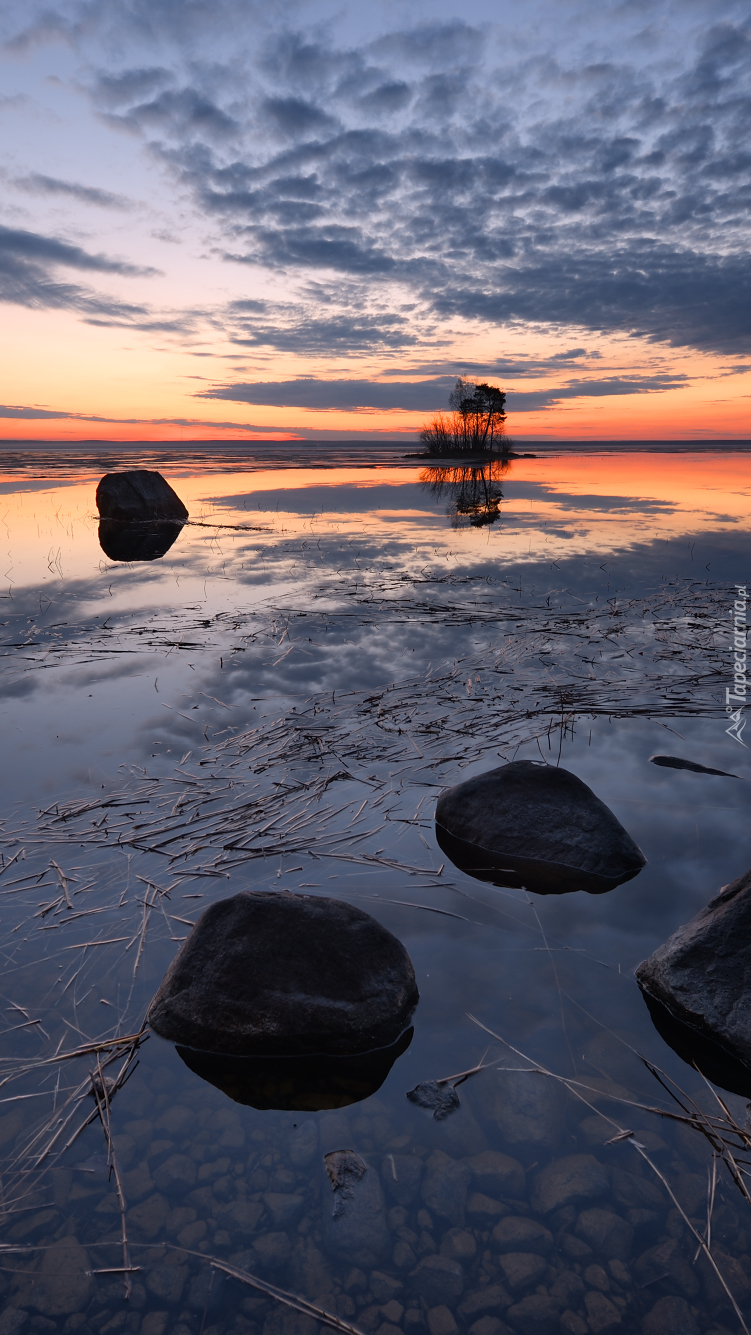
(14, 173, 133, 209)
(201, 377, 456, 410)
(0, 223, 163, 322)
(117, 11, 751, 357)
(201, 372, 686, 412)
(0, 404, 291, 431)
(0, 224, 154, 276)
(2, 2, 750, 359)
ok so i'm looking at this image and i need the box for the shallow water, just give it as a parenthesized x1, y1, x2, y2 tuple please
(1, 443, 750, 1335)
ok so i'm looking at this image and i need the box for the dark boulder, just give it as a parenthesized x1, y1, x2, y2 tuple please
(148, 891, 419, 1056)
(636, 867, 751, 1096)
(435, 761, 645, 895)
(98, 519, 184, 562)
(96, 469, 188, 522)
(175, 1027, 413, 1111)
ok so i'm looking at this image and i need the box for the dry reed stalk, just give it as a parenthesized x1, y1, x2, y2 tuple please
(90, 1054, 136, 1298)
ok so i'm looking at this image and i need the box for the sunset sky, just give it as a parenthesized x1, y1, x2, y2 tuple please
(1, 0, 749, 442)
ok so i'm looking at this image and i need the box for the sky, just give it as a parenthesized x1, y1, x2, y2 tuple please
(0, 0, 750, 442)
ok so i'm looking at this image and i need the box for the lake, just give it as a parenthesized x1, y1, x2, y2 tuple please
(1, 441, 750, 1335)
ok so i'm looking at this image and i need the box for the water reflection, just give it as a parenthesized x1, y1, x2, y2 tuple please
(176, 1028, 414, 1110)
(3, 447, 751, 1333)
(640, 990, 751, 1099)
(419, 458, 510, 528)
(98, 518, 185, 561)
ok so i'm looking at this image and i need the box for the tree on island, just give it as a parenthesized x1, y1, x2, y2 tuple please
(420, 377, 507, 454)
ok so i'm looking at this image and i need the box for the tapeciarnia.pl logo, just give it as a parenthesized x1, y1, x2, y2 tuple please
(726, 584, 748, 746)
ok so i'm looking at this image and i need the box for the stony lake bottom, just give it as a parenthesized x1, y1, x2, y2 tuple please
(0, 441, 750, 1335)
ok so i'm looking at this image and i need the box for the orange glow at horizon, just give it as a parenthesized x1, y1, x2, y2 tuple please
(2, 305, 750, 442)
(3, 406, 750, 443)
(3, 392, 749, 443)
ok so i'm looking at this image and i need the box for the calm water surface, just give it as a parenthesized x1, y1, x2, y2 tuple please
(1, 443, 750, 1335)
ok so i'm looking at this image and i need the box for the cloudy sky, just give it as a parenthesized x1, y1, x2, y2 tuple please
(1, 0, 749, 441)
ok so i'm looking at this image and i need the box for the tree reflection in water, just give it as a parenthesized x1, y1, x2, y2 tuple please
(419, 457, 511, 528)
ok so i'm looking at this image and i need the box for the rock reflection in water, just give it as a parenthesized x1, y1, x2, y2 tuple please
(175, 1027, 414, 1110)
(640, 990, 751, 1099)
(98, 518, 185, 562)
(419, 458, 510, 528)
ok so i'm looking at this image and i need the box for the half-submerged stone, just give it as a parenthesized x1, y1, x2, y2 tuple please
(149, 890, 419, 1056)
(96, 469, 189, 522)
(435, 760, 646, 895)
(636, 866, 751, 1097)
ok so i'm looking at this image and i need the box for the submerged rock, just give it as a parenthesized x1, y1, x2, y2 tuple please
(530, 1155, 609, 1214)
(98, 518, 184, 562)
(497, 1252, 546, 1294)
(407, 1080, 461, 1119)
(505, 1293, 559, 1335)
(473, 1067, 566, 1155)
(465, 1150, 526, 1199)
(636, 866, 751, 1097)
(491, 1217, 552, 1256)
(149, 890, 419, 1057)
(382, 1152, 424, 1205)
(322, 1149, 390, 1266)
(457, 1285, 512, 1319)
(574, 1208, 633, 1260)
(28, 1236, 92, 1316)
(409, 1255, 465, 1307)
(582, 1291, 621, 1333)
(421, 1150, 472, 1225)
(325, 1147, 367, 1195)
(642, 1296, 698, 1335)
(435, 761, 646, 895)
(96, 469, 189, 522)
